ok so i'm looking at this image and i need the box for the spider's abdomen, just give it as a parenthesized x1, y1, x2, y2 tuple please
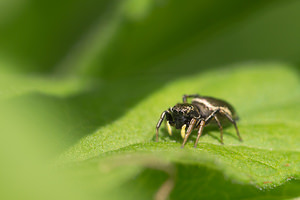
(191, 96, 238, 120)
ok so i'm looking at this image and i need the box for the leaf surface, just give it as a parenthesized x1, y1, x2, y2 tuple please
(59, 65, 300, 199)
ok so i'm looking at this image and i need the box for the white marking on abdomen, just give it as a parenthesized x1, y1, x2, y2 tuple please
(192, 98, 216, 109)
(192, 98, 232, 116)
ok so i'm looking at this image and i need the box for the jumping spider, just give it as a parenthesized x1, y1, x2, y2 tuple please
(156, 94, 242, 148)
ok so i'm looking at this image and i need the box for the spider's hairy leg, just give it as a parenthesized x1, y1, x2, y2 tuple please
(156, 111, 168, 142)
(220, 110, 243, 142)
(204, 108, 220, 123)
(194, 120, 205, 148)
(214, 115, 224, 144)
(182, 94, 201, 103)
(181, 118, 197, 148)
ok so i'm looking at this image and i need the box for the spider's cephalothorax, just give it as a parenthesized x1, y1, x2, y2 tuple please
(168, 103, 200, 129)
(156, 94, 242, 148)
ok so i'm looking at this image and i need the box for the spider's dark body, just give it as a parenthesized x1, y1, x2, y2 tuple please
(156, 94, 242, 148)
(167, 103, 200, 129)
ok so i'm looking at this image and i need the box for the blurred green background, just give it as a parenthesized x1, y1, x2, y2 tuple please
(0, 0, 300, 199)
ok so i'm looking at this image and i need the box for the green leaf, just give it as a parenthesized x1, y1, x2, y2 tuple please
(59, 65, 300, 199)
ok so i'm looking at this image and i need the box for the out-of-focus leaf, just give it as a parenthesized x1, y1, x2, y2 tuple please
(64, 0, 300, 78)
(0, 0, 119, 72)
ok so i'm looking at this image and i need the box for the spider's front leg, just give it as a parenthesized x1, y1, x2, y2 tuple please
(194, 120, 205, 148)
(156, 111, 173, 142)
(181, 118, 198, 148)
